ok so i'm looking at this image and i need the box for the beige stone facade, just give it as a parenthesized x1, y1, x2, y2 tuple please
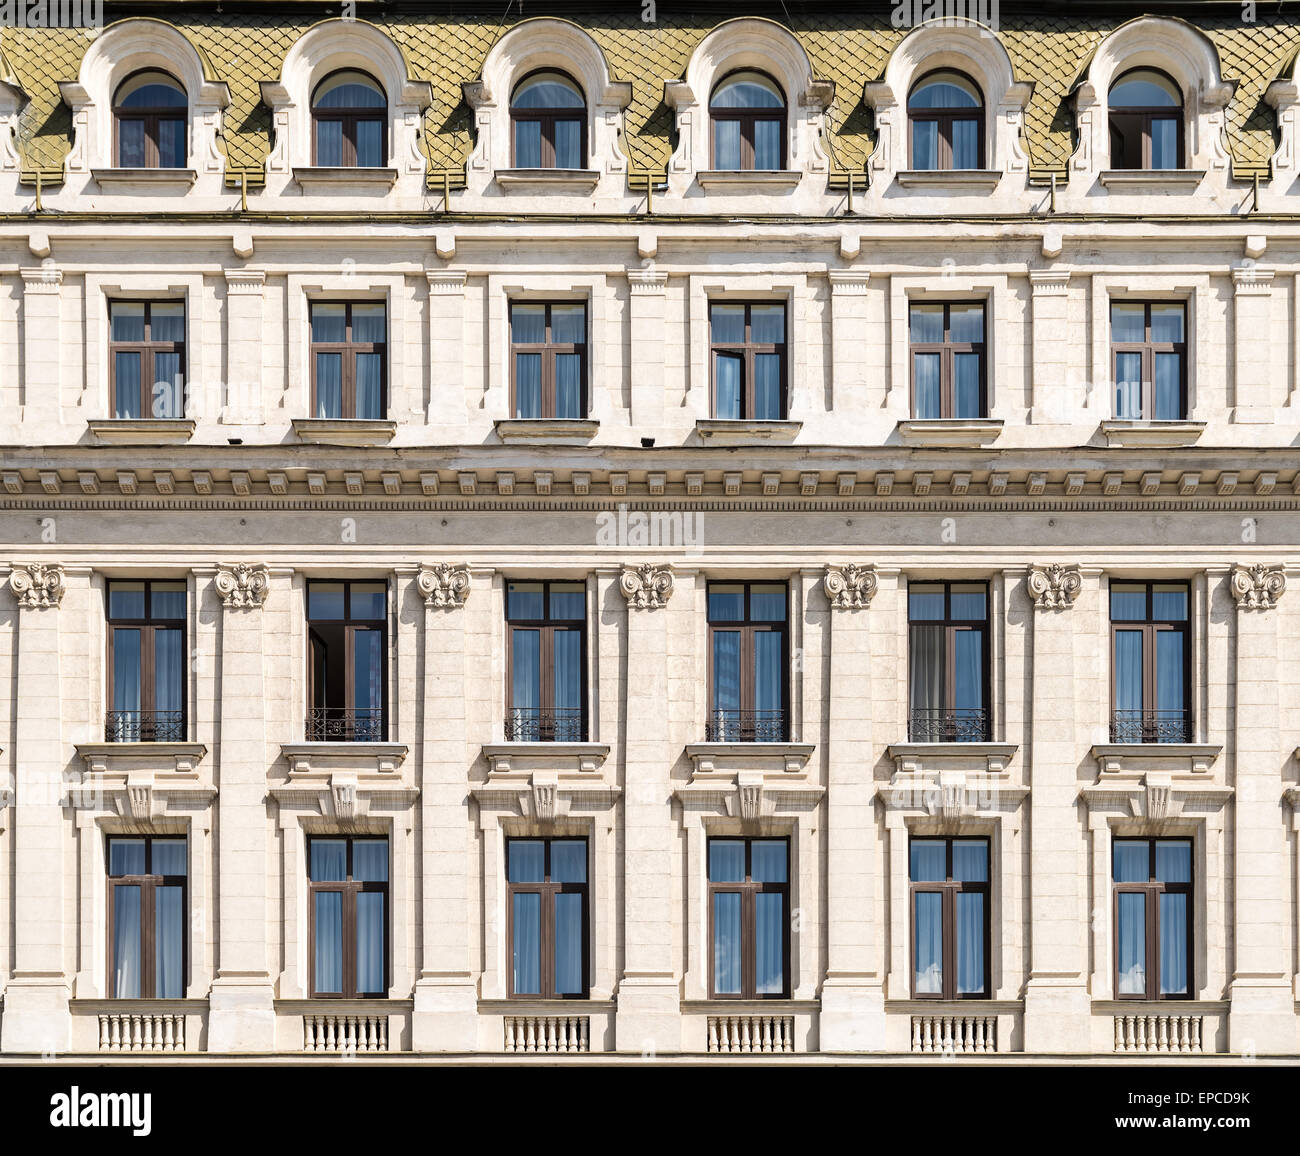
(0, 6, 1299, 1061)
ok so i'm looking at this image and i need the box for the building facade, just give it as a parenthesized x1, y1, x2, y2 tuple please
(0, 1, 1299, 1060)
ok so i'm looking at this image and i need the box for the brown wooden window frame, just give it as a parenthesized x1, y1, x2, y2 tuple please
(908, 836, 991, 1000)
(105, 578, 187, 743)
(708, 72, 788, 171)
(907, 71, 985, 171)
(505, 837, 590, 1000)
(106, 834, 188, 999)
(307, 835, 390, 999)
(310, 70, 388, 168)
(906, 580, 990, 743)
(504, 579, 588, 742)
(112, 70, 187, 169)
(1109, 580, 1192, 744)
(908, 300, 987, 419)
(706, 581, 789, 742)
(508, 301, 588, 420)
(108, 300, 186, 421)
(708, 300, 789, 421)
(307, 579, 389, 742)
(1108, 70, 1185, 170)
(1113, 837, 1194, 1001)
(707, 836, 791, 1000)
(509, 70, 587, 169)
(308, 300, 388, 421)
(1110, 300, 1187, 421)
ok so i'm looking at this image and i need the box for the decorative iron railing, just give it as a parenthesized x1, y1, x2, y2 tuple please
(105, 710, 184, 743)
(908, 708, 991, 743)
(705, 710, 788, 743)
(505, 707, 585, 743)
(306, 707, 386, 742)
(1109, 710, 1192, 744)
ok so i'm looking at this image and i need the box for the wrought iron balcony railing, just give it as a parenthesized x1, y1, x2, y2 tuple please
(105, 710, 185, 743)
(705, 709, 788, 743)
(506, 707, 585, 743)
(1110, 710, 1192, 744)
(307, 707, 386, 743)
(908, 708, 991, 743)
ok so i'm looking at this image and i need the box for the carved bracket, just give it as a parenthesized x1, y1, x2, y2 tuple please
(1230, 563, 1286, 610)
(620, 563, 673, 609)
(1027, 563, 1082, 610)
(9, 562, 65, 608)
(823, 563, 877, 609)
(417, 562, 471, 608)
(215, 562, 270, 609)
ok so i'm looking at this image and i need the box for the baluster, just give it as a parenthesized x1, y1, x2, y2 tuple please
(740, 1016, 752, 1053)
(579, 1017, 589, 1053)
(708, 1017, 718, 1053)
(727, 1016, 738, 1054)
(1190, 1017, 1202, 1054)
(129, 1015, 141, 1052)
(911, 1018, 921, 1053)
(784, 1017, 795, 1053)
(98, 1016, 108, 1051)
(504, 1018, 516, 1053)
(1157, 1016, 1169, 1052)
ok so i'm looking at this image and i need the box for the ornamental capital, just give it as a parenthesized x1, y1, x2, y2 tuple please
(619, 563, 673, 609)
(214, 562, 270, 609)
(417, 562, 470, 608)
(1230, 563, 1286, 610)
(823, 563, 877, 609)
(9, 562, 65, 609)
(1027, 563, 1082, 610)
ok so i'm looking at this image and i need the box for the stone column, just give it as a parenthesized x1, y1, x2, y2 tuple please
(411, 562, 477, 1051)
(222, 269, 266, 424)
(614, 563, 680, 1052)
(20, 265, 62, 429)
(1, 562, 72, 1053)
(626, 266, 667, 434)
(818, 564, 887, 1050)
(1021, 563, 1091, 1052)
(1028, 270, 1071, 425)
(206, 562, 276, 1052)
(827, 271, 872, 413)
(1226, 563, 1293, 1052)
(1230, 264, 1275, 424)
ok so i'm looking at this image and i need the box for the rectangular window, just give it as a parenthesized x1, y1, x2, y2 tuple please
(107, 836, 187, 999)
(1111, 301, 1186, 421)
(506, 838, 589, 998)
(309, 301, 387, 420)
(506, 580, 586, 741)
(907, 581, 989, 742)
(307, 580, 387, 741)
(1110, 581, 1190, 743)
(109, 301, 186, 420)
(709, 302, 787, 421)
(707, 581, 788, 742)
(509, 302, 587, 420)
(909, 837, 989, 999)
(106, 579, 186, 742)
(708, 837, 789, 999)
(909, 301, 986, 419)
(1114, 838, 1192, 999)
(308, 836, 389, 998)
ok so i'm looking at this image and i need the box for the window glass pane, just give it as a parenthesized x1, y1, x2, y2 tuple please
(315, 119, 343, 166)
(350, 303, 385, 344)
(713, 892, 742, 994)
(750, 585, 786, 622)
(910, 74, 981, 109)
(111, 301, 146, 342)
(112, 885, 142, 998)
(314, 353, 342, 419)
(949, 303, 984, 343)
(951, 118, 979, 169)
(711, 630, 741, 723)
(1117, 891, 1147, 995)
(1159, 893, 1189, 995)
(356, 891, 385, 992)
(956, 891, 985, 994)
(555, 353, 582, 419)
(750, 304, 785, 345)
(753, 630, 783, 732)
(1150, 118, 1178, 170)
(707, 585, 745, 622)
(513, 119, 541, 167)
(551, 304, 585, 345)
(352, 839, 388, 882)
(753, 354, 782, 420)
(1113, 841, 1150, 883)
(755, 891, 785, 993)
(354, 119, 383, 167)
(111, 628, 141, 717)
(117, 77, 186, 109)
(154, 628, 183, 716)
(150, 582, 186, 619)
(908, 584, 946, 620)
(310, 839, 347, 882)
(511, 629, 541, 729)
(1153, 352, 1181, 420)
(1114, 351, 1142, 419)
(911, 119, 938, 170)
(711, 75, 784, 109)
(554, 892, 584, 994)
(310, 302, 347, 343)
(913, 353, 941, 418)
(751, 840, 787, 883)
(753, 119, 782, 169)
(507, 582, 545, 620)
(118, 118, 147, 167)
(152, 354, 182, 419)
(110, 581, 146, 619)
(313, 891, 342, 993)
(1111, 71, 1180, 108)
(150, 302, 185, 343)
(1152, 584, 1187, 620)
(549, 584, 586, 620)
(513, 75, 584, 109)
(1110, 583, 1147, 621)
(1114, 629, 1144, 716)
(553, 119, 582, 169)
(950, 584, 986, 620)
(914, 891, 943, 993)
(315, 74, 386, 108)
(1156, 840, 1191, 883)
(713, 118, 741, 169)
(114, 353, 142, 419)
(710, 303, 745, 344)
(714, 353, 742, 419)
(1150, 303, 1184, 343)
(155, 884, 184, 998)
(158, 118, 186, 168)
(953, 352, 982, 418)
(551, 840, 587, 883)
(512, 892, 541, 994)
(552, 629, 582, 737)
(954, 629, 983, 717)
(508, 840, 545, 884)
(109, 837, 146, 876)
(1111, 302, 1145, 344)
(909, 623, 943, 725)
(910, 841, 947, 882)
(514, 352, 541, 418)
(953, 840, 987, 882)
(346, 583, 385, 621)
(708, 840, 746, 882)
(308, 583, 346, 620)
(152, 839, 187, 876)
(910, 303, 944, 344)
(1156, 630, 1185, 718)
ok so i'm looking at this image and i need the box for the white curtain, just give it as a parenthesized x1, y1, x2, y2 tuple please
(113, 885, 141, 999)
(513, 892, 541, 995)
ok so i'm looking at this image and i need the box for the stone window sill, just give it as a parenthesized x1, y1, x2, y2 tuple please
(887, 742, 1018, 774)
(291, 418, 397, 447)
(293, 166, 399, 193)
(697, 170, 802, 191)
(1090, 743, 1222, 776)
(694, 419, 802, 444)
(494, 418, 599, 445)
(897, 419, 1003, 448)
(482, 742, 610, 775)
(684, 742, 815, 776)
(87, 419, 196, 446)
(91, 168, 197, 192)
(281, 742, 409, 776)
(75, 742, 208, 775)
(896, 169, 1001, 190)
(1098, 169, 1206, 192)
(495, 168, 600, 193)
(1098, 420, 1205, 448)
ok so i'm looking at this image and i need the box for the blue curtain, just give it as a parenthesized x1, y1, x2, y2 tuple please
(1154, 352, 1181, 420)
(712, 631, 741, 736)
(554, 120, 581, 169)
(712, 892, 742, 994)
(554, 893, 583, 994)
(709, 841, 745, 883)
(754, 353, 781, 419)
(910, 841, 946, 882)
(954, 629, 983, 715)
(951, 120, 979, 169)
(1114, 630, 1144, 713)
(310, 840, 348, 882)
(753, 631, 782, 718)
(315, 353, 342, 418)
(152, 352, 182, 419)
(755, 892, 784, 993)
(514, 353, 541, 418)
(355, 120, 383, 167)
(514, 121, 542, 167)
(509, 841, 545, 883)
(158, 119, 186, 168)
(513, 892, 541, 995)
(911, 120, 938, 170)
(512, 629, 541, 737)
(114, 353, 142, 419)
(714, 354, 741, 419)
(353, 840, 388, 882)
(155, 885, 183, 998)
(751, 841, 787, 882)
(355, 353, 383, 419)
(914, 891, 943, 994)
(553, 629, 581, 739)
(913, 353, 941, 418)
(1115, 351, 1142, 419)
(1155, 841, 1190, 882)
(555, 353, 582, 419)
(753, 120, 781, 169)
(110, 839, 146, 875)
(356, 892, 384, 993)
(154, 628, 182, 718)
(1117, 891, 1146, 994)
(953, 352, 981, 418)
(113, 628, 142, 726)
(113, 884, 141, 998)
(1156, 630, 1184, 714)
(354, 629, 383, 729)
(956, 892, 985, 994)
(315, 120, 344, 166)
(1159, 893, 1188, 995)
(314, 892, 342, 993)
(1150, 119, 1178, 169)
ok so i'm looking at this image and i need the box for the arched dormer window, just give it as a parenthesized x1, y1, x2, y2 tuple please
(311, 70, 387, 168)
(908, 71, 983, 171)
(1109, 69, 1183, 170)
(510, 72, 585, 170)
(709, 71, 787, 171)
(113, 71, 187, 169)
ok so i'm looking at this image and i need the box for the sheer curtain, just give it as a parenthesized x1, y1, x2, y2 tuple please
(712, 893, 742, 994)
(1159, 894, 1187, 996)
(714, 353, 742, 419)
(514, 352, 541, 418)
(315, 353, 342, 419)
(355, 352, 383, 419)
(1117, 891, 1146, 994)
(113, 628, 141, 740)
(314, 892, 342, 994)
(513, 892, 541, 995)
(909, 625, 944, 735)
(753, 631, 782, 736)
(554, 893, 583, 994)
(155, 628, 182, 730)
(1114, 630, 1144, 714)
(755, 892, 784, 994)
(155, 886, 183, 998)
(913, 353, 941, 418)
(552, 629, 581, 740)
(511, 629, 541, 739)
(956, 893, 984, 994)
(356, 893, 384, 993)
(953, 630, 983, 719)
(913, 892, 943, 994)
(113, 884, 141, 998)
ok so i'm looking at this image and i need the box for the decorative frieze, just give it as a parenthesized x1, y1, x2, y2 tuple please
(1027, 563, 1082, 610)
(417, 562, 471, 608)
(9, 562, 65, 608)
(619, 563, 673, 609)
(1230, 563, 1286, 610)
(214, 562, 270, 609)
(823, 563, 877, 609)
